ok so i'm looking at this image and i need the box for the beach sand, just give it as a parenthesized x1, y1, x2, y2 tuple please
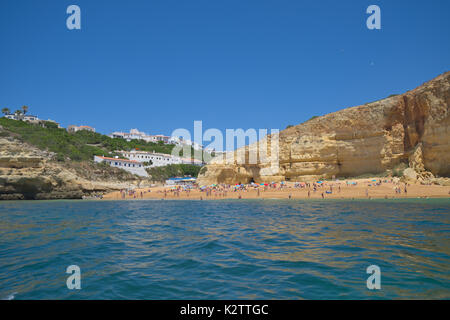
(102, 178, 450, 201)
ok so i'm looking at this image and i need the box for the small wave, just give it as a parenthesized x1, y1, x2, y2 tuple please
(2, 292, 18, 300)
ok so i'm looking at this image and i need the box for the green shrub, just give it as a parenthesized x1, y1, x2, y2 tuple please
(42, 121, 59, 129)
(146, 164, 203, 182)
(199, 166, 208, 175)
(392, 163, 408, 177)
(0, 118, 203, 162)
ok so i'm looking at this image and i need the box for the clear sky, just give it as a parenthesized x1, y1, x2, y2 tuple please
(1, 0, 449, 136)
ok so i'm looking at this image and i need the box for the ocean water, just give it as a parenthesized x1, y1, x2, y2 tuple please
(0, 199, 449, 300)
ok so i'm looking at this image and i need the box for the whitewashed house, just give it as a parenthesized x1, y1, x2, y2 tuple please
(108, 129, 174, 144)
(118, 150, 182, 167)
(68, 125, 96, 133)
(4, 114, 17, 120)
(94, 155, 148, 177)
(3, 113, 61, 128)
(4, 113, 38, 121)
(23, 115, 39, 121)
(147, 134, 171, 144)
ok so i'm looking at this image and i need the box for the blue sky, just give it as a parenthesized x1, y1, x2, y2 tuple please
(0, 0, 449, 136)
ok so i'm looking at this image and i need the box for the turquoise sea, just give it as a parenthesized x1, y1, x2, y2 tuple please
(0, 199, 449, 299)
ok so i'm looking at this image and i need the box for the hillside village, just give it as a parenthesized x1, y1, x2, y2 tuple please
(1, 106, 204, 179)
(2, 106, 61, 128)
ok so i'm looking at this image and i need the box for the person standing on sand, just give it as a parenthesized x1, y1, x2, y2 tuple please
(308, 190, 311, 198)
(366, 189, 369, 197)
(321, 192, 324, 199)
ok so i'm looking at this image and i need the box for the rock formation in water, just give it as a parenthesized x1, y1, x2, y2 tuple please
(197, 71, 450, 185)
(0, 135, 150, 200)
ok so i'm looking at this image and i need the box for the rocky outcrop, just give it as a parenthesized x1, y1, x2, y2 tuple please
(198, 71, 450, 185)
(0, 136, 150, 200)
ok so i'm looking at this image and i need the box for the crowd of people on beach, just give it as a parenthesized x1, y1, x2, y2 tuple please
(119, 188, 152, 199)
(109, 177, 417, 201)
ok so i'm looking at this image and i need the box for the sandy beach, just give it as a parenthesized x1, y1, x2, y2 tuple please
(102, 178, 450, 201)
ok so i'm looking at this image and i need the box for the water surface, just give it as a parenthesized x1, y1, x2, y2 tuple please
(0, 199, 449, 299)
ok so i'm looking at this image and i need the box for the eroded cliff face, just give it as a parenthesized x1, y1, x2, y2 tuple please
(0, 136, 149, 200)
(198, 72, 450, 185)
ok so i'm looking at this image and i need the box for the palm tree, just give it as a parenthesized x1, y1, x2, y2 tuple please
(1, 107, 10, 115)
(22, 105, 28, 115)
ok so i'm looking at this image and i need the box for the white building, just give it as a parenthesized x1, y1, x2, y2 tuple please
(118, 150, 182, 167)
(110, 131, 126, 139)
(108, 129, 172, 144)
(68, 125, 96, 133)
(23, 115, 39, 121)
(147, 134, 170, 144)
(4, 113, 39, 121)
(170, 136, 204, 151)
(108, 129, 144, 141)
(94, 155, 148, 177)
(169, 137, 201, 152)
(4, 114, 18, 120)
(3, 113, 61, 128)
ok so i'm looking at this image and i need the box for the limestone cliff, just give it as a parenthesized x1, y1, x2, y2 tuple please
(0, 136, 150, 200)
(198, 72, 450, 185)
